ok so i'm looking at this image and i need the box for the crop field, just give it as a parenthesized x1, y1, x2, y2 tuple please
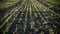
(0, 0, 60, 34)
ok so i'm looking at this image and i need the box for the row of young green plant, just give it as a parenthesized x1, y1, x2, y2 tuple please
(0, 0, 60, 34)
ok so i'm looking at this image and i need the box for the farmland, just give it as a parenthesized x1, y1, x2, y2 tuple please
(0, 0, 60, 34)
